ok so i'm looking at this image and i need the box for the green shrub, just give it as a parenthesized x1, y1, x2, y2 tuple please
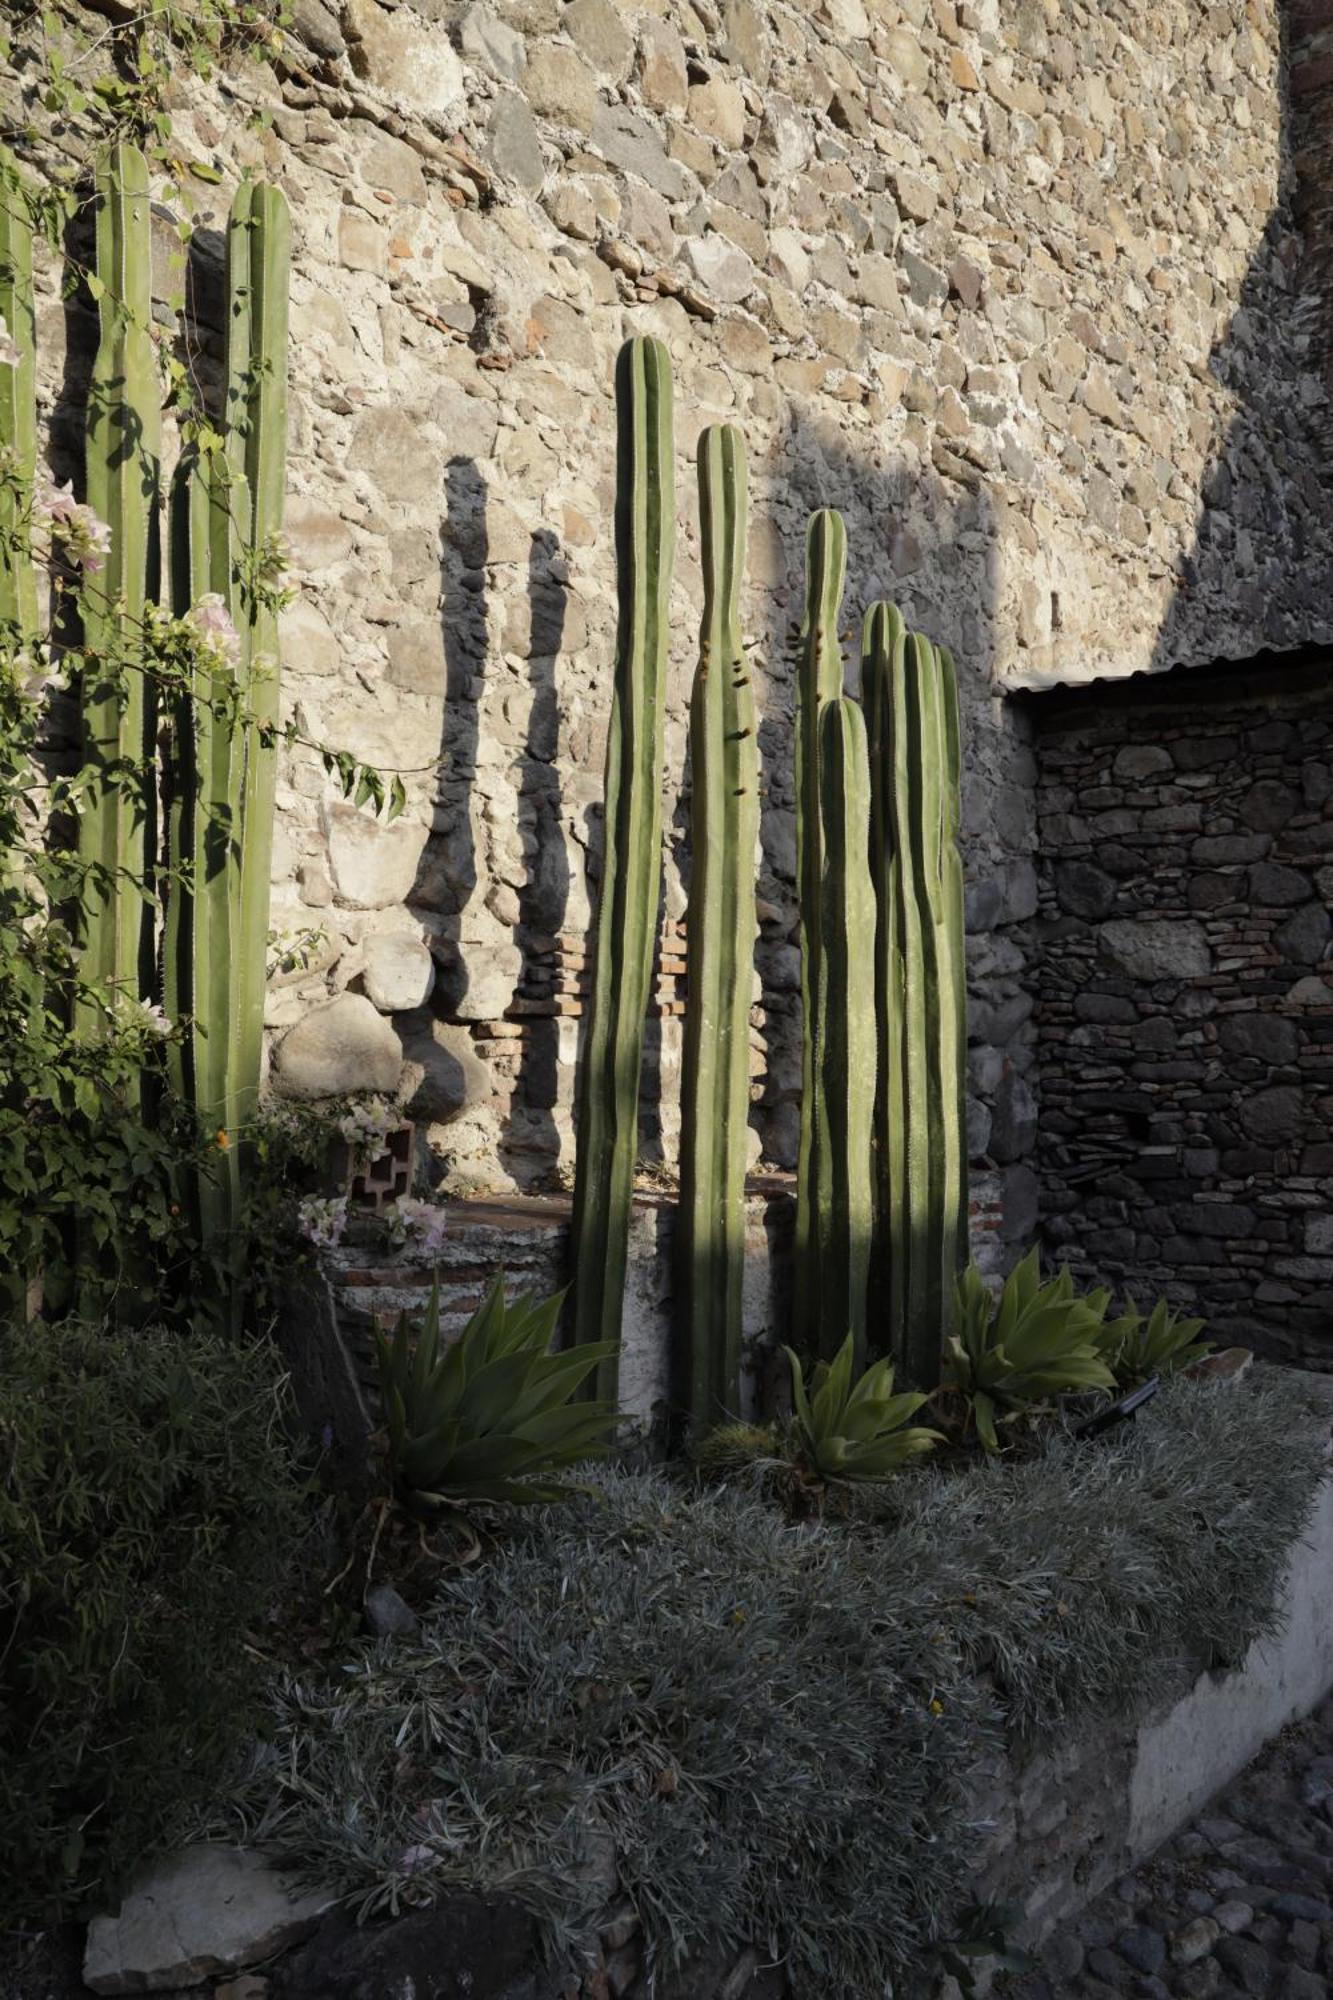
(0, 1316, 307, 1922)
(1099, 1296, 1211, 1385)
(941, 1251, 1115, 1450)
(375, 1273, 617, 1506)
(224, 1369, 1328, 1996)
(699, 1340, 940, 1506)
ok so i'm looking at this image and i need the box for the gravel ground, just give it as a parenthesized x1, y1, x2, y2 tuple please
(998, 1698, 1333, 1999)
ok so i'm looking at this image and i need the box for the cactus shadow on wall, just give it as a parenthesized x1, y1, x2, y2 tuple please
(496, 526, 572, 1185)
(732, 406, 1037, 1252)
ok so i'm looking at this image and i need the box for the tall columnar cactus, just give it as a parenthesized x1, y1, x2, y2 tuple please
(164, 445, 248, 1250)
(570, 336, 675, 1397)
(793, 509, 846, 1350)
(864, 608, 968, 1386)
(163, 179, 288, 1283)
(677, 423, 758, 1433)
(78, 141, 161, 1023)
(0, 147, 37, 645)
(814, 695, 877, 1368)
(226, 181, 290, 1153)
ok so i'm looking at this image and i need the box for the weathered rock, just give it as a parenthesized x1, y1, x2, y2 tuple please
(990, 1067, 1038, 1163)
(343, 0, 464, 116)
(1274, 904, 1332, 964)
(682, 233, 755, 303)
(273, 995, 404, 1100)
(1099, 919, 1210, 981)
(290, 0, 345, 60)
(362, 932, 436, 1013)
(1055, 860, 1116, 920)
(84, 1847, 337, 1995)
(1237, 1085, 1304, 1144)
(364, 1583, 421, 1638)
(1216, 1012, 1299, 1065)
(273, 1896, 544, 2000)
(325, 803, 430, 911)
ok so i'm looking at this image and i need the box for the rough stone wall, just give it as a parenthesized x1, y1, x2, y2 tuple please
(1030, 657, 1333, 1367)
(8, 0, 1325, 1229)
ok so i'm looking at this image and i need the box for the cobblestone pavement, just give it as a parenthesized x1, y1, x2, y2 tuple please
(998, 1699, 1333, 2000)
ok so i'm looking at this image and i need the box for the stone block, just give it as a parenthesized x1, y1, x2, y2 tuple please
(523, 43, 599, 134)
(343, 0, 465, 117)
(1099, 919, 1210, 981)
(272, 995, 404, 1100)
(85, 1847, 337, 1994)
(362, 932, 436, 1012)
(325, 801, 430, 910)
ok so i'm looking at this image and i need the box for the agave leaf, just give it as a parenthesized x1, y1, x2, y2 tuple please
(785, 1347, 815, 1438)
(455, 1352, 544, 1435)
(409, 1280, 443, 1405)
(973, 1389, 999, 1454)
(995, 1247, 1040, 1348)
(843, 1353, 897, 1415)
(501, 1343, 617, 1430)
(515, 1404, 619, 1456)
(840, 1428, 943, 1477)
(499, 1287, 569, 1357)
(459, 1269, 508, 1379)
(811, 1334, 855, 1438)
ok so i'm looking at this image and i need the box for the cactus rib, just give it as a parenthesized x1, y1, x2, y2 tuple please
(864, 609, 968, 1384)
(78, 141, 160, 1025)
(677, 422, 758, 1433)
(0, 148, 37, 645)
(814, 694, 877, 1367)
(569, 335, 675, 1398)
(793, 508, 846, 1351)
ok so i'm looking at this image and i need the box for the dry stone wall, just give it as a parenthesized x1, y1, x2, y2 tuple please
(8, 0, 1328, 1232)
(1031, 656, 1333, 1368)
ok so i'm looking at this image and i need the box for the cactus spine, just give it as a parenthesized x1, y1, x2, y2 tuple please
(570, 336, 675, 1396)
(0, 148, 37, 645)
(793, 509, 846, 1351)
(677, 423, 758, 1432)
(864, 610, 968, 1385)
(79, 142, 160, 1022)
(226, 182, 290, 1155)
(814, 695, 877, 1367)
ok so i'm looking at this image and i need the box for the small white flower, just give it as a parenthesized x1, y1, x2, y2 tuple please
(0, 315, 20, 369)
(296, 1194, 348, 1251)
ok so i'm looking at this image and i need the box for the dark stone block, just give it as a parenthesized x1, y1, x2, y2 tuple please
(1217, 1013, 1301, 1064)
(1076, 993, 1139, 1024)
(1222, 1148, 1276, 1175)
(1173, 1202, 1257, 1238)
(276, 1897, 545, 2000)
(1238, 1085, 1305, 1143)
(1193, 833, 1270, 864)
(1274, 903, 1331, 964)
(1189, 873, 1238, 911)
(1239, 779, 1300, 831)
(1056, 859, 1118, 919)
(1249, 861, 1314, 905)
(1300, 1144, 1333, 1173)
(1172, 735, 1239, 770)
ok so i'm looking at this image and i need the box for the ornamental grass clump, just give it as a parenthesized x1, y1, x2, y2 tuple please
(223, 1370, 1329, 1996)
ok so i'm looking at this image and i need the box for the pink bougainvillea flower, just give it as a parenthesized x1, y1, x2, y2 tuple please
(187, 591, 241, 661)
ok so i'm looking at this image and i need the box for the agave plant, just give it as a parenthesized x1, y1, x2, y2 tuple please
(785, 1336, 942, 1481)
(1099, 1297, 1211, 1386)
(374, 1271, 618, 1505)
(942, 1250, 1116, 1453)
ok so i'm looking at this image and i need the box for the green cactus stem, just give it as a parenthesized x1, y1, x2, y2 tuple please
(570, 335, 675, 1398)
(0, 147, 37, 645)
(864, 610, 968, 1385)
(165, 445, 247, 1253)
(78, 141, 160, 1026)
(814, 694, 877, 1368)
(677, 422, 758, 1434)
(793, 508, 846, 1351)
(226, 181, 290, 1159)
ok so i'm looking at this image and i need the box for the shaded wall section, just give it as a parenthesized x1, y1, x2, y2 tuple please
(1026, 655, 1333, 1366)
